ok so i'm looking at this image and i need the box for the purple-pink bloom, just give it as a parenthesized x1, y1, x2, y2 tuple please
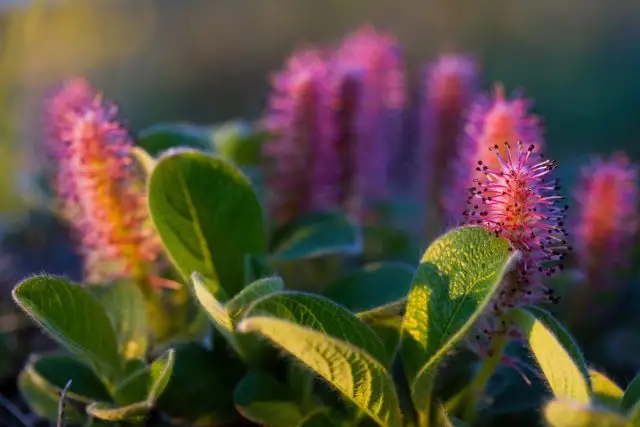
(45, 78, 163, 284)
(418, 54, 479, 214)
(445, 84, 543, 224)
(573, 153, 639, 286)
(262, 26, 406, 225)
(464, 141, 569, 357)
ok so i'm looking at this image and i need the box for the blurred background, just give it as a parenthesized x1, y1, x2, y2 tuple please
(1, 0, 640, 423)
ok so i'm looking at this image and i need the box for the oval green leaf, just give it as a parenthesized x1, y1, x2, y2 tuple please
(30, 354, 111, 403)
(271, 212, 362, 261)
(234, 371, 304, 427)
(322, 262, 414, 317)
(401, 226, 516, 405)
(244, 291, 388, 365)
(622, 372, 640, 413)
(147, 348, 175, 403)
(238, 316, 402, 427)
(510, 308, 591, 404)
(87, 401, 150, 422)
(93, 281, 149, 360)
(18, 365, 86, 424)
(526, 306, 590, 388)
(12, 276, 121, 381)
(226, 276, 285, 322)
(149, 151, 267, 297)
(544, 399, 629, 427)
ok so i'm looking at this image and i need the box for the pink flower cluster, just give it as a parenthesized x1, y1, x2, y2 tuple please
(463, 142, 569, 357)
(573, 153, 639, 286)
(443, 84, 543, 223)
(45, 79, 163, 284)
(262, 26, 405, 225)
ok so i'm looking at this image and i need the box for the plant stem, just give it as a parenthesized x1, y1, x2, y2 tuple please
(462, 332, 509, 424)
(416, 376, 435, 427)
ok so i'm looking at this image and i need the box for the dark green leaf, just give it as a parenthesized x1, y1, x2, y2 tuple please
(13, 276, 121, 382)
(323, 262, 414, 317)
(298, 408, 343, 426)
(622, 372, 640, 412)
(510, 308, 591, 404)
(244, 254, 276, 285)
(226, 277, 285, 322)
(137, 123, 210, 156)
(271, 212, 361, 261)
(148, 151, 267, 297)
(158, 342, 242, 424)
(93, 281, 149, 360)
(234, 371, 304, 427)
(30, 354, 111, 403)
(18, 365, 86, 423)
(401, 226, 516, 407)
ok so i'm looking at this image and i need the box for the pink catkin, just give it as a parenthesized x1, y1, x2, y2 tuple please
(333, 26, 405, 220)
(419, 54, 479, 213)
(573, 153, 639, 286)
(262, 26, 405, 225)
(446, 84, 543, 224)
(262, 48, 336, 224)
(46, 79, 163, 284)
(463, 141, 569, 357)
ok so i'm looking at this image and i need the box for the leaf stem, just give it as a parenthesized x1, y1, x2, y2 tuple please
(462, 329, 509, 424)
(416, 376, 435, 427)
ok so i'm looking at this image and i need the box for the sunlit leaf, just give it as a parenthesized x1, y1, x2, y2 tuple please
(401, 226, 516, 407)
(544, 399, 629, 427)
(590, 369, 623, 409)
(510, 308, 590, 404)
(238, 316, 402, 427)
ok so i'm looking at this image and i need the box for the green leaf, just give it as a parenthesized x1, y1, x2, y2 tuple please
(238, 316, 402, 427)
(93, 281, 149, 360)
(148, 151, 267, 297)
(87, 401, 150, 422)
(29, 354, 111, 403)
(158, 342, 243, 424)
(244, 291, 389, 365)
(18, 365, 86, 423)
(590, 369, 623, 409)
(209, 120, 267, 167)
(298, 408, 342, 427)
(401, 226, 516, 406)
(287, 362, 315, 412)
(622, 372, 640, 412)
(526, 306, 590, 387)
(234, 371, 305, 427)
(629, 400, 640, 425)
(322, 262, 414, 317)
(12, 276, 121, 382)
(244, 254, 276, 284)
(87, 349, 174, 422)
(137, 122, 210, 156)
(368, 315, 403, 365)
(510, 308, 591, 404)
(148, 348, 175, 402)
(544, 399, 629, 427)
(271, 212, 362, 261)
(226, 276, 285, 322)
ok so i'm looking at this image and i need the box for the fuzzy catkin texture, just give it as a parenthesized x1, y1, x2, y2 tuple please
(261, 26, 405, 226)
(419, 54, 479, 213)
(262, 48, 334, 225)
(45, 79, 162, 284)
(445, 84, 543, 225)
(573, 153, 639, 287)
(463, 141, 569, 358)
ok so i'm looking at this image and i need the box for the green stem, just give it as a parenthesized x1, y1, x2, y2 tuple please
(462, 331, 509, 424)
